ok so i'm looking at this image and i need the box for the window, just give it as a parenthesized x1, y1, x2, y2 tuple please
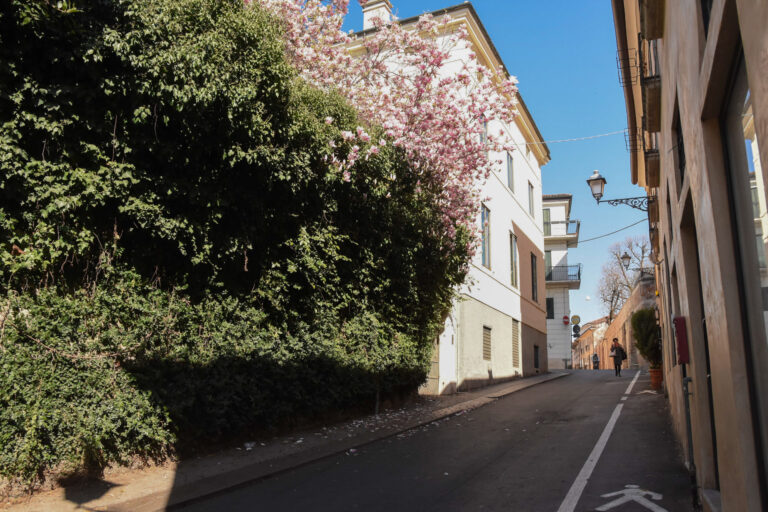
(756, 228, 767, 269)
(506, 153, 514, 192)
(534, 344, 540, 369)
(723, 55, 768, 480)
(545, 250, 552, 280)
(752, 178, 762, 219)
(531, 253, 538, 302)
(543, 208, 551, 235)
(509, 233, 518, 287)
(528, 182, 535, 216)
(673, 104, 686, 188)
(546, 297, 554, 319)
(481, 205, 491, 268)
(482, 326, 492, 361)
(700, 0, 713, 36)
(512, 319, 520, 367)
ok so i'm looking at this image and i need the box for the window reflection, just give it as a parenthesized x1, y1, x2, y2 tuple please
(743, 98, 768, 272)
(726, 62, 767, 345)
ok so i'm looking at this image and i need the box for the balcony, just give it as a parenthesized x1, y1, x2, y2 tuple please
(545, 264, 582, 289)
(544, 220, 580, 247)
(641, 0, 665, 40)
(640, 37, 661, 133)
(644, 127, 660, 188)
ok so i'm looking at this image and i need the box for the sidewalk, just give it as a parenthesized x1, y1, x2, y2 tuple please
(3, 372, 568, 512)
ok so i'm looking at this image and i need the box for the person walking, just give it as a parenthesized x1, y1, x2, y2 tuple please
(610, 338, 627, 376)
(592, 352, 600, 370)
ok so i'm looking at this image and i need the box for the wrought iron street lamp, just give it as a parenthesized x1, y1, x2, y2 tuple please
(586, 170, 652, 212)
(620, 251, 632, 269)
(620, 251, 655, 274)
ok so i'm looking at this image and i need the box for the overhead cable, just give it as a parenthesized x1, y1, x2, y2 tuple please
(578, 219, 647, 244)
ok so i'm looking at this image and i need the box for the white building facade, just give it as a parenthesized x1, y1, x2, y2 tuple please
(542, 194, 580, 369)
(354, 1, 552, 394)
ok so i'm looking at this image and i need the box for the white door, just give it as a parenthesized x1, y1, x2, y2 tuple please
(438, 316, 457, 394)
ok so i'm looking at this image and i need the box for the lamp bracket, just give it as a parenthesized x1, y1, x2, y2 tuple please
(597, 196, 653, 212)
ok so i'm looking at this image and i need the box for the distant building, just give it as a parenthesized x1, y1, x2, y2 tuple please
(356, 2, 551, 394)
(572, 317, 607, 370)
(611, 0, 768, 508)
(542, 194, 581, 369)
(598, 272, 655, 371)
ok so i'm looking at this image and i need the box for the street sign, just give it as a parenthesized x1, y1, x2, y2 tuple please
(596, 485, 667, 512)
(562, 315, 570, 325)
(571, 315, 581, 325)
(572, 324, 581, 336)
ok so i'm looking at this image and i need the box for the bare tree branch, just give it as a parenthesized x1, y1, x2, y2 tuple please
(598, 236, 650, 321)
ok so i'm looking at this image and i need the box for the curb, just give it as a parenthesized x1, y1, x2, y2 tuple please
(113, 372, 571, 511)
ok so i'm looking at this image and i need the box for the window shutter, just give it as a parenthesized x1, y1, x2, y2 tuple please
(483, 326, 492, 361)
(512, 319, 520, 367)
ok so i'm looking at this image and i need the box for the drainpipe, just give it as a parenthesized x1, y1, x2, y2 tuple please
(454, 306, 460, 393)
(682, 369, 702, 511)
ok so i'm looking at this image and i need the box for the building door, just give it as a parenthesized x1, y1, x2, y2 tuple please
(438, 316, 457, 394)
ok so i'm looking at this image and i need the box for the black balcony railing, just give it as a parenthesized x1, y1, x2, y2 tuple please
(543, 220, 580, 237)
(545, 264, 582, 282)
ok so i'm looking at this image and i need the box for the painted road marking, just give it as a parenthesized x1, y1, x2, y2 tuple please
(556, 371, 641, 512)
(620, 396, 627, 401)
(624, 370, 641, 395)
(596, 485, 668, 511)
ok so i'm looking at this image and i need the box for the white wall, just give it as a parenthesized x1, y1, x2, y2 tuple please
(411, 22, 546, 387)
(544, 200, 576, 369)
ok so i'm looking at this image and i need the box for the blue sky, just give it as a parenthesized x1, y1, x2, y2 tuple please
(342, 1, 650, 323)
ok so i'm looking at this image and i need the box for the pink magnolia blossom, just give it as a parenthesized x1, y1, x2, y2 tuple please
(248, 0, 520, 254)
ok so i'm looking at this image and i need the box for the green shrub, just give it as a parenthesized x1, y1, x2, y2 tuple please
(631, 308, 661, 368)
(0, 0, 469, 486)
(1, 278, 429, 484)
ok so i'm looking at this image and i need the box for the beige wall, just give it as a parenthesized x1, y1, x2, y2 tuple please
(513, 223, 547, 376)
(572, 328, 595, 369)
(521, 323, 547, 376)
(612, 0, 768, 509)
(599, 275, 655, 370)
(514, 222, 546, 331)
(456, 295, 521, 390)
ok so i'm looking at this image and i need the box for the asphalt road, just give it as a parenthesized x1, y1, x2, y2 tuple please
(176, 370, 693, 512)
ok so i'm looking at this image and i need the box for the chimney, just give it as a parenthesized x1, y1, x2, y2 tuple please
(362, 0, 393, 30)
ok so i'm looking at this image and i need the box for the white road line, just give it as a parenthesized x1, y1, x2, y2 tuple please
(556, 370, 640, 512)
(557, 404, 624, 512)
(624, 370, 641, 395)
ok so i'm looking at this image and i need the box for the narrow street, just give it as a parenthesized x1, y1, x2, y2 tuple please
(176, 371, 692, 512)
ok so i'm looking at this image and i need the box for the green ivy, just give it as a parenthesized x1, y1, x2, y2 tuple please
(0, 0, 470, 486)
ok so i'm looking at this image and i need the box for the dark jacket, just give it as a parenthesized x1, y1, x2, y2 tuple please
(610, 345, 627, 363)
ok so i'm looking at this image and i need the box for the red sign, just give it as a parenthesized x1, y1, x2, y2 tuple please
(562, 315, 570, 325)
(673, 316, 689, 364)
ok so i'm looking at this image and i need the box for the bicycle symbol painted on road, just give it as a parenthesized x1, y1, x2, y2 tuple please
(596, 484, 668, 511)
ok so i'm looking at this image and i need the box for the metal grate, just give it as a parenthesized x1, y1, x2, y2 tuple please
(483, 326, 492, 361)
(624, 129, 642, 152)
(616, 48, 639, 86)
(512, 320, 520, 367)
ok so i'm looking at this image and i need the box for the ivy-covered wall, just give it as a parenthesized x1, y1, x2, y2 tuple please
(0, 0, 469, 486)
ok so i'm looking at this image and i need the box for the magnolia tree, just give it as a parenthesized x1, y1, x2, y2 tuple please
(249, 0, 520, 245)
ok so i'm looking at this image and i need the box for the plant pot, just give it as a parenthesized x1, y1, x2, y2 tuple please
(649, 367, 663, 390)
